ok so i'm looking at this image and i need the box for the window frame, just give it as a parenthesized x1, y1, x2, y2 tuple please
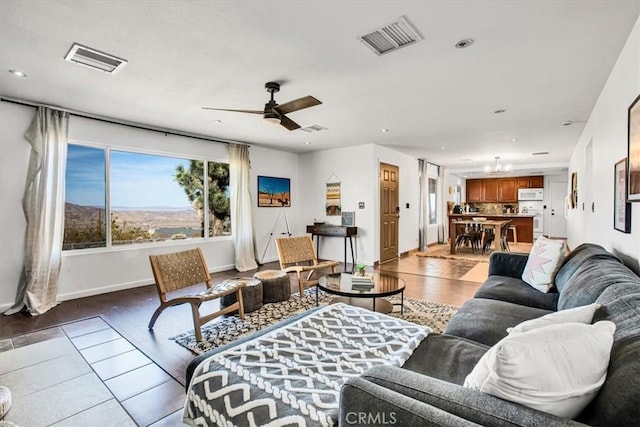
(63, 139, 231, 254)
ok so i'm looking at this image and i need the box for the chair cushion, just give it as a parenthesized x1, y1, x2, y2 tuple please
(464, 321, 616, 419)
(474, 275, 558, 311)
(402, 334, 489, 385)
(444, 298, 552, 346)
(521, 237, 566, 292)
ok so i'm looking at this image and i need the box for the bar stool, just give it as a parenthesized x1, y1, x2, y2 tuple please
(509, 226, 518, 244)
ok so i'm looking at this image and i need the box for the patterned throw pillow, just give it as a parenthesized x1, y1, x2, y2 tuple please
(522, 236, 566, 292)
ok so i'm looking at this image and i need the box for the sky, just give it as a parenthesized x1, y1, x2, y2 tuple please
(258, 176, 290, 194)
(65, 145, 196, 209)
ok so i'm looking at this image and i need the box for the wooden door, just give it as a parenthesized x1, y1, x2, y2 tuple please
(466, 179, 483, 202)
(499, 178, 518, 202)
(483, 179, 499, 202)
(380, 162, 399, 263)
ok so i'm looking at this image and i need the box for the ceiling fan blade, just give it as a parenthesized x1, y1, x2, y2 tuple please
(202, 107, 263, 114)
(275, 96, 322, 115)
(279, 115, 301, 131)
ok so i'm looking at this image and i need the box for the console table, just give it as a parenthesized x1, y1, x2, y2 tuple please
(306, 225, 357, 271)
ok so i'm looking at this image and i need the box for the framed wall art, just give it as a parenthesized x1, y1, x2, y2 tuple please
(257, 176, 290, 207)
(628, 94, 640, 201)
(570, 172, 578, 209)
(614, 158, 631, 233)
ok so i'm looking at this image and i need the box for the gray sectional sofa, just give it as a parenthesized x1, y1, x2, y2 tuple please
(185, 243, 639, 426)
(341, 243, 640, 426)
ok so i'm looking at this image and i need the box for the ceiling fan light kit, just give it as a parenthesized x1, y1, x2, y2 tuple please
(203, 81, 322, 131)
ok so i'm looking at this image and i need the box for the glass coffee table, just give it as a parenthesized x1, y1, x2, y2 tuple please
(316, 272, 405, 314)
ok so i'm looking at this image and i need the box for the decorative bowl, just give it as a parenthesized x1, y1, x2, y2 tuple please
(472, 217, 487, 222)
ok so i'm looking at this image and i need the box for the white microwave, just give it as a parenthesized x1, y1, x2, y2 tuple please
(518, 188, 544, 201)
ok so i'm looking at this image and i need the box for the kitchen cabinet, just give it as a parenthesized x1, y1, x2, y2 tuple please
(467, 179, 483, 202)
(482, 179, 499, 202)
(499, 178, 518, 202)
(467, 176, 544, 202)
(517, 175, 544, 189)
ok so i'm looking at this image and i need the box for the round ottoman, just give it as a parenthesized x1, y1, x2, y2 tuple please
(219, 278, 263, 313)
(253, 270, 291, 303)
(0, 386, 11, 420)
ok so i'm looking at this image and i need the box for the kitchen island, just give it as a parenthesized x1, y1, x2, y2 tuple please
(448, 213, 535, 249)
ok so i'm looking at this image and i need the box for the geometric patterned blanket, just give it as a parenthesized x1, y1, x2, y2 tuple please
(183, 303, 431, 426)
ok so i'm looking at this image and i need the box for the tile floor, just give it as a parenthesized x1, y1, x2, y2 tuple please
(0, 317, 184, 426)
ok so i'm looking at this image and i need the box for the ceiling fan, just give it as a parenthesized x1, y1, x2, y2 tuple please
(202, 82, 322, 131)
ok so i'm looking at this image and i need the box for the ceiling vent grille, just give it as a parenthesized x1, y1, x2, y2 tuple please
(532, 151, 549, 156)
(359, 16, 423, 56)
(64, 43, 127, 74)
(300, 124, 328, 133)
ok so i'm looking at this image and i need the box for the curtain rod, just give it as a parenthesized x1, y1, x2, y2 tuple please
(0, 96, 250, 147)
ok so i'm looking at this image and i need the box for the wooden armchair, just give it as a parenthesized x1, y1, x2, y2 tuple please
(148, 248, 245, 341)
(275, 235, 339, 296)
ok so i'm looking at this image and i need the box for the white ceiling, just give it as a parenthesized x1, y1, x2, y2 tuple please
(1, 1, 638, 176)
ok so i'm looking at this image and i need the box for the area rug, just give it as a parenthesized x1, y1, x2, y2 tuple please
(172, 288, 459, 355)
(416, 243, 532, 262)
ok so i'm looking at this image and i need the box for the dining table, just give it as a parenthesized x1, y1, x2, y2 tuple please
(449, 219, 510, 254)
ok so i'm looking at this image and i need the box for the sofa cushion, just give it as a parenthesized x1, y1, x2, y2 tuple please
(464, 321, 616, 419)
(557, 258, 638, 310)
(444, 298, 552, 346)
(402, 334, 489, 385)
(521, 236, 567, 291)
(474, 275, 559, 311)
(553, 243, 621, 293)
(507, 303, 600, 335)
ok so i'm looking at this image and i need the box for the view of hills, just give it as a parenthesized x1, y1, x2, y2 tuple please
(64, 203, 200, 230)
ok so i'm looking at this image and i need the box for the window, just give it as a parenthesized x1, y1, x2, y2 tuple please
(63, 144, 230, 250)
(428, 178, 437, 225)
(63, 145, 106, 250)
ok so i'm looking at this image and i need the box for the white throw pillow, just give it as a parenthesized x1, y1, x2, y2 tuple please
(507, 303, 601, 335)
(522, 236, 567, 292)
(464, 321, 616, 419)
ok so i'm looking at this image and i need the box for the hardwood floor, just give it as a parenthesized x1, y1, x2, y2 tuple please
(0, 257, 483, 386)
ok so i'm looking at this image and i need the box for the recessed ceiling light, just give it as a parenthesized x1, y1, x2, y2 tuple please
(304, 141, 311, 145)
(454, 38, 474, 49)
(441, 146, 445, 150)
(213, 119, 222, 124)
(494, 109, 506, 114)
(511, 138, 518, 142)
(9, 69, 27, 77)
(561, 120, 573, 126)
(381, 128, 390, 133)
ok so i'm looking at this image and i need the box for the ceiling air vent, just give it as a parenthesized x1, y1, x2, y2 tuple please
(358, 16, 423, 56)
(532, 152, 549, 156)
(64, 43, 127, 74)
(300, 124, 328, 133)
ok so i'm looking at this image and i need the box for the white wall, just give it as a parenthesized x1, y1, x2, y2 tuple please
(299, 145, 376, 265)
(0, 102, 31, 309)
(0, 101, 300, 309)
(249, 145, 300, 263)
(298, 144, 420, 266)
(567, 16, 640, 271)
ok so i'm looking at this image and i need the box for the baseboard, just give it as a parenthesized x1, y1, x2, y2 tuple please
(0, 263, 237, 310)
(400, 247, 420, 257)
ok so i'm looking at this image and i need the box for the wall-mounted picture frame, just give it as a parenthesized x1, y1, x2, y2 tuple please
(570, 172, 578, 209)
(614, 158, 631, 233)
(257, 176, 290, 207)
(341, 211, 355, 227)
(628, 94, 640, 202)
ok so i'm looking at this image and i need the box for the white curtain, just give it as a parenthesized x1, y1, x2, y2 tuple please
(437, 165, 448, 243)
(418, 159, 428, 251)
(229, 144, 258, 272)
(5, 107, 69, 316)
